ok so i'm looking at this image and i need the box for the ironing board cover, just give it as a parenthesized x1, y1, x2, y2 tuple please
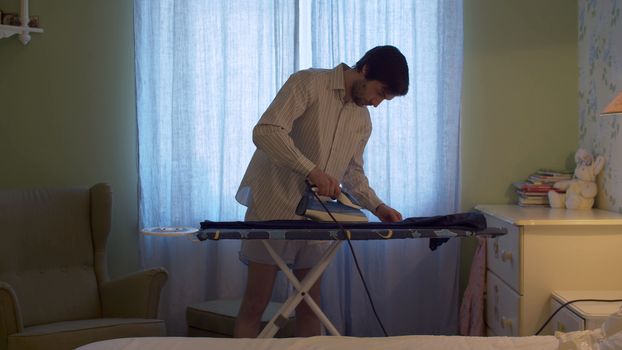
(197, 212, 505, 249)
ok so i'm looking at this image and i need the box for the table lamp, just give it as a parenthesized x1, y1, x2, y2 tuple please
(601, 91, 622, 116)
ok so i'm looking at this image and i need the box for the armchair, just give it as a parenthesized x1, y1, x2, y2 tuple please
(0, 183, 168, 350)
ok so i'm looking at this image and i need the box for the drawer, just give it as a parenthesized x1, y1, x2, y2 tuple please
(485, 215, 520, 293)
(486, 327, 496, 336)
(550, 298, 585, 334)
(486, 270, 520, 336)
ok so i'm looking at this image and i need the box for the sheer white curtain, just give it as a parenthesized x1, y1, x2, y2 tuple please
(135, 0, 463, 336)
(134, 0, 297, 335)
(310, 0, 464, 335)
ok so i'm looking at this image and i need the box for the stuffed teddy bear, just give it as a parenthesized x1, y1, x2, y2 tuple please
(548, 149, 605, 209)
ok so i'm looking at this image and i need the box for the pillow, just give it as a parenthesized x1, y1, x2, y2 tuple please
(555, 306, 622, 350)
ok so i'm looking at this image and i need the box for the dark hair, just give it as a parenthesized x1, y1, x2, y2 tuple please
(354, 45, 409, 96)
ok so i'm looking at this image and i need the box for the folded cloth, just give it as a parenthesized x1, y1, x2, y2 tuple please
(459, 237, 487, 335)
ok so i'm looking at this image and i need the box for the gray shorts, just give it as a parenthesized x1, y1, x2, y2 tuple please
(239, 208, 330, 270)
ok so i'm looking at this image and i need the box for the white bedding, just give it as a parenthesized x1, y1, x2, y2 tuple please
(76, 335, 559, 350)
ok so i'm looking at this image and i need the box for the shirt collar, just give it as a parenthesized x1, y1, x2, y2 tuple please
(330, 63, 351, 103)
(330, 63, 350, 91)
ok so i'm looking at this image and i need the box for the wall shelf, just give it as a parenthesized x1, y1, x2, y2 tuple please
(0, 24, 43, 44)
(0, 0, 43, 45)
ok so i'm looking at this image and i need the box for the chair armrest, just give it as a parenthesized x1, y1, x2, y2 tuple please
(100, 267, 168, 319)
(0, 282, 23, 340)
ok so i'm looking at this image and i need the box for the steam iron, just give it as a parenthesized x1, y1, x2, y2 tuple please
(295, 184, 368, 222)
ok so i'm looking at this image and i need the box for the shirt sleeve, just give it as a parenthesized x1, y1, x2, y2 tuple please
(341, 123, 383, 211)
(252, 71, 317, 176)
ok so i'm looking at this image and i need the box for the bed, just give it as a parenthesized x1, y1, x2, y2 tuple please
(71, 309, 622, 350)
(76, 335, 559, 350)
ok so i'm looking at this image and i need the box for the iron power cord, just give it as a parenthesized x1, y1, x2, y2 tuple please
(535, 298, 622, 335)
(311, 190, 389, 337)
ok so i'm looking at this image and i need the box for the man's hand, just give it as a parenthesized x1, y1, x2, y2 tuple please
(307, 167, 341, 198)
(374, 204, 403, 222)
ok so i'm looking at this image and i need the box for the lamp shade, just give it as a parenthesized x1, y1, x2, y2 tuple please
(602, 91, 622, 115)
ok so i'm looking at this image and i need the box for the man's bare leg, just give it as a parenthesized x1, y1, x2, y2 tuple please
(234, 261, 278, 338)
(293, 268, 322, 337)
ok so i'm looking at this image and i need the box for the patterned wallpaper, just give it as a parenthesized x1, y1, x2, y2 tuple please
(578, 0, 622, 212)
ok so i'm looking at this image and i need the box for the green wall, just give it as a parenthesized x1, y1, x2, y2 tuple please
(1, 0, 579, 294)
(0, 0, 139, 278)
(460, 0, 578, 292)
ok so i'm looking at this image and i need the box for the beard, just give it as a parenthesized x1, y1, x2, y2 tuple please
(351, 79, 368, 106)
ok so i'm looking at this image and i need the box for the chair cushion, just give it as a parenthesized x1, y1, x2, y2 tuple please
(186, 298, 294, 337)
(8, 318, 165, 350)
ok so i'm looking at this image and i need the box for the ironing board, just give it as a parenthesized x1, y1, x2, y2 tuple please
(196, 212, 506, 338)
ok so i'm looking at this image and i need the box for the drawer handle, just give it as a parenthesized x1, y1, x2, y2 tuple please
(501, 250, 513, 262)
(500, 316, 513, 329)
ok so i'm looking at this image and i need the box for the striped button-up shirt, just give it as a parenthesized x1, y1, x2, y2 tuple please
(236, 64, 383, 220)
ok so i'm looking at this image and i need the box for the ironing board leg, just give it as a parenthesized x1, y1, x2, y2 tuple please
(257, 240, 343, 338)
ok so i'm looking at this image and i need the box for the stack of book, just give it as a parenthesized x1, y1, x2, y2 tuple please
(513, 169, 573, 207)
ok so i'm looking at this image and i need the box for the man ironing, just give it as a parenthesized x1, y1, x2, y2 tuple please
(234, 46, 409, 337)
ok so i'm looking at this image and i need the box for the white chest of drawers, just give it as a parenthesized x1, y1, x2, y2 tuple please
(475, 204, 622, 336)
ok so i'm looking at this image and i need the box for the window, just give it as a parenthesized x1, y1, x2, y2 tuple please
(135, 0, 463, 336)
